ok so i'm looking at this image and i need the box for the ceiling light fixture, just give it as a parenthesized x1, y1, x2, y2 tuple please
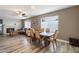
(16, 10, 27, 17)
(16, 11, 22, 15)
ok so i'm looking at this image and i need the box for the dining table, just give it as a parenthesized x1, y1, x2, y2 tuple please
(40, 32, 54, 48)
(40, 32, 54, 37)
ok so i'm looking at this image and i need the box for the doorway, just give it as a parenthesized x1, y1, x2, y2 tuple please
(0, 19, 3, 35)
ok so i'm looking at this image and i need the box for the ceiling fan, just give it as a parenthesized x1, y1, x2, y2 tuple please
(15, 6, 36, 18)
(16, 11, 27, 17)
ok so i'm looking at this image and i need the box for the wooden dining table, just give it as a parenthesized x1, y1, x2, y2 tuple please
(40, 32, 54, 48)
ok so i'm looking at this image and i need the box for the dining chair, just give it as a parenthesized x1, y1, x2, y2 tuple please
(30, 28, 35, 33)
(30, 29, 36, 44)
(48, 30, 59, 52)
(50, 30, 59, 46)
(26, 29, 31, 37)
(35, 30, 45, 48)
(34, 31, 41, 46)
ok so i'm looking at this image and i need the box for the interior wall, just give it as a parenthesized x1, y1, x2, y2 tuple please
(31, 17, 41, 30)
(30, 6, 79, 40)
(2, 17, 21, 34)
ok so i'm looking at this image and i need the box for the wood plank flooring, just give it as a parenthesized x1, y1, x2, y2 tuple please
(0, 35, 48, 53)
(0, 35, 79, 53)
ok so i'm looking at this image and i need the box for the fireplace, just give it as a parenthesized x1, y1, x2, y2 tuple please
(6, 28, 15, 33)
(69, 37, 79, 47)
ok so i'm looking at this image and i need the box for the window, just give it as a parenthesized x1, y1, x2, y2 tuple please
(41, 16, 59, 32)
(24, 20, 31, 28)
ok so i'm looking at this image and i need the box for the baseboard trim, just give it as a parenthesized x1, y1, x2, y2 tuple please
(57, 39, 69, 44)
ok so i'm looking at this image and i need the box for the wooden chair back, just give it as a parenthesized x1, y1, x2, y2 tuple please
(30, 29, 34, 38)
(53, 30, 59, 40)
(35, 31, 41, 40)
(26, 29, 31, 36)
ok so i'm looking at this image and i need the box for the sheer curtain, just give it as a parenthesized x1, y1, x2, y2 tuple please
(48, 21, 58, 32)
(41, 16, 59, 32)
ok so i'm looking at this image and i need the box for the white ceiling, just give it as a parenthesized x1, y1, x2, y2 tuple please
(0, 5, 74, 19)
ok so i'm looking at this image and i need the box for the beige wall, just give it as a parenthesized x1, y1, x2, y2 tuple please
(30, 6, 79, 40)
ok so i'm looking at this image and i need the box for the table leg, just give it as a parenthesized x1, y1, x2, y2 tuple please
(40, 37, 45, 48)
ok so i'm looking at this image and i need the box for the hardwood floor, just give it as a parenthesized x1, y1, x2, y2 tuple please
(0, 35, 48, 53)
(0, 35, 79, 53)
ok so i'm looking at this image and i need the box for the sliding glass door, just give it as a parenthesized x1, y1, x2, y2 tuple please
(0, 19, 3, 35)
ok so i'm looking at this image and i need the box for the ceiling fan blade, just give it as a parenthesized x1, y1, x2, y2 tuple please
(22, 13, 27, 17)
